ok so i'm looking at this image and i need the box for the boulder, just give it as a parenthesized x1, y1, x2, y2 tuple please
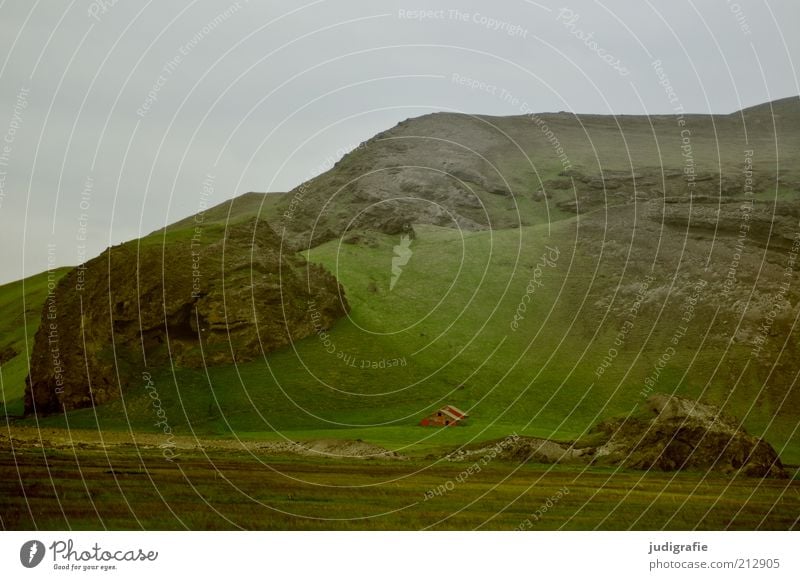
(592, 394, 788, 478)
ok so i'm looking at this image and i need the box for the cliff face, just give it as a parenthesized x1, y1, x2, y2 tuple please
(24, 218, 347, 415)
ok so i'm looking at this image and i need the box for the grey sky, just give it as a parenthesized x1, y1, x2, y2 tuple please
(0, 0, 798, 284)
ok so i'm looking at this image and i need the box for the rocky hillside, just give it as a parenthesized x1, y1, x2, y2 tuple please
(276, 97, 800, 249)
(24, 218, 347, 415)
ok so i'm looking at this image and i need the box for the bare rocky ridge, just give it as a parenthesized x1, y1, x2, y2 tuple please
(24, 218, 348, 415)
(278, 98, 800, 250)
(447, 394, 787, 478)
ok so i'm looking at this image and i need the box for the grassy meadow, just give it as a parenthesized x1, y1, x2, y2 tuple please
(1, 446, 797, 531)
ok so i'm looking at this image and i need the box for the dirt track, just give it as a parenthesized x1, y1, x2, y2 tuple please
(0, 426, 404, 460)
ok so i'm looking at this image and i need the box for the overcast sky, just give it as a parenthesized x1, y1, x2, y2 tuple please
(0, 0, 798, 284)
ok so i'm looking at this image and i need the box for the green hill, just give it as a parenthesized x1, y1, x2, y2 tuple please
(6, 97, 800, 463)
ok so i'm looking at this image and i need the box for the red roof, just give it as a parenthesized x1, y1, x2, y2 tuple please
(441, 405, 467, 420)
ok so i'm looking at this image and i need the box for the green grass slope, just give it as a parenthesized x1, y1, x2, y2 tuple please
(26, 213, 800, 463)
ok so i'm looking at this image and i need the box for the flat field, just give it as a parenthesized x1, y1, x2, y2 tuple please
(1, 435, 797, 531)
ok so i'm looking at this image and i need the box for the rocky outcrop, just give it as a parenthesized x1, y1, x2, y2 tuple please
(276, 114, 528, 248)
(24, 218, 348, 416)
(650, 199, 800, 249)
(591, 394, 787, 478)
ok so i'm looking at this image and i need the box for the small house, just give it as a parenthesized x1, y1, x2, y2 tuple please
(420, 405, 468, 427)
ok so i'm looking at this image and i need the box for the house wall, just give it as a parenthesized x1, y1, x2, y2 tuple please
(420, 411, 461, 427)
